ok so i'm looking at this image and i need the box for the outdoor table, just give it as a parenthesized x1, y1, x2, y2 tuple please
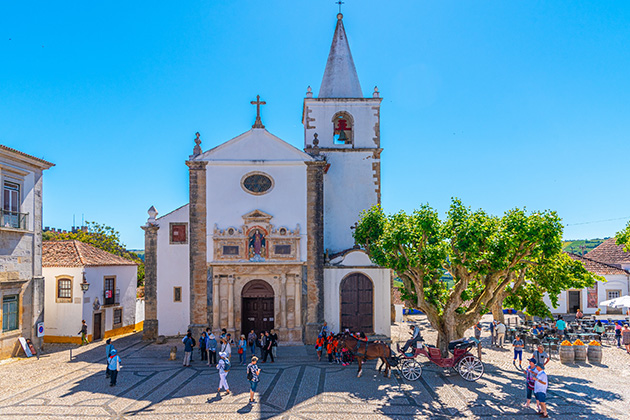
(542, 337, 560, 358)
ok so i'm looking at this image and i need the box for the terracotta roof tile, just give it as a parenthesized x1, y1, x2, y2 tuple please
(584, 238, 630, 265)
(567, 252, 629, 276)
(43, 240, 137, 267)
(0, 144, 55, 168)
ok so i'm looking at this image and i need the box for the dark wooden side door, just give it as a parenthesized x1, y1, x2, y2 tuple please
(568, 291, 581, 314)
(241, 280, 275, 336)
(93, 312, 102, 340)
(340, 273, 374, 334)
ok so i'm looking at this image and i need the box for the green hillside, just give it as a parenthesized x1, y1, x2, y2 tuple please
(562, 238, 608, 255)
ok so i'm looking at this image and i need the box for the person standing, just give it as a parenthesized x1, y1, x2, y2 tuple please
(523, 358, 540, 411)
(183, 332, 193, 367)
(532, 345, 549, 368)
(615, 321, 623, 347)
(496, 321, 507, 348)
(78, 320, 89, 346)
(199, 331, 208, 362)
(490, 320, 497, 347)
(216, 352, 230, 395)
(247, 330, 257, 356)
(556, 316, 567, 337)
(533, 364, 549, 418)
(263, 331, 275, 363)
(474, 322, 482, 342)
(270, 329, 279, 360)
(622, 324, 630, 353)
(238, 335, 247, 365)
(220, 337, 232, 360)
(320, 322, 328, 337)
(105, 339, 114, 378)
(315, 335, 325, 362)
(247, 356, 261, 404)
(512, 335, 524, 368)
(593, 321, 605, 343)
(108, 349, 122, 387)
(259, 332, 267, 359)
(207, 333, 217, 365)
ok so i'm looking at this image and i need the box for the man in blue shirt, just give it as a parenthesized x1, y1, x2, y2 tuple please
(108, 349, 122, 387)
(556, 316, 567, 337)
(401, 325, 422, 354)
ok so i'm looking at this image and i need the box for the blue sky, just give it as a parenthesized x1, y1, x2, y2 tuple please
(2, 1, 629, 249)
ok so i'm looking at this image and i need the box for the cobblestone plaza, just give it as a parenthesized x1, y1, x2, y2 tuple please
(1, 318, 628, 420)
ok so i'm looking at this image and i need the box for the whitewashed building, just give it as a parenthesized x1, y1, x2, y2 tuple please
(142, 13, 392, 344)
(42, 240, 140, 343)
(544, 247, 630, 315)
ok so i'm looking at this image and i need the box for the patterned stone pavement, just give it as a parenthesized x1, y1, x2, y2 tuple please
(0, 320, 628, 420)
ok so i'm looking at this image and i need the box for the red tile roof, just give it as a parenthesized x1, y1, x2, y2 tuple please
(43, 240, 137, 267)
(567, 252, 629, 276)
(584, 238, 630, 265)
(0, 144, 55, 168)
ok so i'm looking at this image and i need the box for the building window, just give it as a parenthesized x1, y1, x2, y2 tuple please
(2, 181, 24, 229)
(241, 172, 274, 195)
(56, 278, 72, 303)
(2, 295, 19, 332)
(173, 287, 182, 302)
(170, 223, 188, 244)
(223, 245, 240, 256)
(103, 277, 117, 306)
(607, 290, 621, 300)
(113, 308, 122, 326)
(332, 112, 353, 145)
(274, 245, 291, 255)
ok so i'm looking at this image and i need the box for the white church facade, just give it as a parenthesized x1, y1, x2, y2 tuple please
(142, 13, 392, 344)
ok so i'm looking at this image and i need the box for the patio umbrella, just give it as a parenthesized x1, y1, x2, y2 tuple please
(599, 295, 630, 308)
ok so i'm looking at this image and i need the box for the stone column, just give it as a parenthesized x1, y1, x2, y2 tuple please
(186, 160, 208, 335)
(227, 275, 235, 331)
(294, 274, 302, 327)
(141, 223, 159, 340)
(280, 274, 287, 328)
(304, 160, 326, 344)
(212, 275, 220, 330)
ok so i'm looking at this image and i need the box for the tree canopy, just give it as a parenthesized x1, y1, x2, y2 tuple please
(616, 221, 630, 253)
(353, 199, 599, 354)
(43, 221, 144, 287)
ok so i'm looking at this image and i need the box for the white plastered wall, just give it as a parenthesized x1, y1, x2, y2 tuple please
(543, 274, 630, 314)
(155, 205, 190, 336)
(43, 266, 83, 337)
(324, 250, 391, 337)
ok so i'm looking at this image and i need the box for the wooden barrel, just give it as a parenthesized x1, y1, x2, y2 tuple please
(559, 345, 574, 364)
(587, 345, 602, 364)
(574, 345, 587, 362)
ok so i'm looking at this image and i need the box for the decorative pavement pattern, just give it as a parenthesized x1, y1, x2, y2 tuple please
(0, 320, 628, 419)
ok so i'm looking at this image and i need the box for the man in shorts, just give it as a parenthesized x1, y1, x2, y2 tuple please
(533, 364, 549, 418)
(247, 356, 261, 404)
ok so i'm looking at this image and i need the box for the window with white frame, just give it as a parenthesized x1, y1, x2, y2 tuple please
(607, 290, 621, 300)
(56, 278, 72, 303)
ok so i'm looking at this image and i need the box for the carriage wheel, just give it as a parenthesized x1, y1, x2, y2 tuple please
(399, 359, 423, 381)
(457, 355, 484, 382)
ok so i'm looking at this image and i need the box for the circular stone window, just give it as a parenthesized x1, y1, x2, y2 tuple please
(241, 172, 274, 195)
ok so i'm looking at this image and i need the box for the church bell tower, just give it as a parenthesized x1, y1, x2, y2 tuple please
(303, 13, 382, 254)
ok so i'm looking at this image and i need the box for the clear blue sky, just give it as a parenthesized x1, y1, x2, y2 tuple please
(2, 1, 629, 249)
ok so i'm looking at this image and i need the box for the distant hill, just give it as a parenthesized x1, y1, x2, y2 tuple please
(129, 249, 145, 262)
(562, 238, 609, 256)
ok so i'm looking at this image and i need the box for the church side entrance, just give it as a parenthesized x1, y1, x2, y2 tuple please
(241, 280, 274, 335)
(340, 273, 374, 334)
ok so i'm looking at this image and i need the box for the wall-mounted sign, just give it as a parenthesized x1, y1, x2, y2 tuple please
(36, 322, 45, 337)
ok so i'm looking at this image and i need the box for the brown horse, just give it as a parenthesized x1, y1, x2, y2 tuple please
(337, 332, 394, 378)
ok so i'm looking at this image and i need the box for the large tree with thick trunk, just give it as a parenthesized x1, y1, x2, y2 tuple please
(354, 199, 597, 356)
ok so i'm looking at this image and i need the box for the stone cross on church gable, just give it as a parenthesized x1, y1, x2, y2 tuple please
(251, 95, 266, 129)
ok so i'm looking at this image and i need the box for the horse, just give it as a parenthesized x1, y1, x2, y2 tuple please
(337, 332, 395, 378)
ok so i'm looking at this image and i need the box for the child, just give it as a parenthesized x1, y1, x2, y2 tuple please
(315, 335, 325, 362)
(332, 337, 340, 364)
(326, 337, 334, 363)
(341, 346, 351, 366)
(108, 349, 122, 387)
(217, 352, 230, 395)
(523, 358, 540, 411)
(512, 335, 524, 368)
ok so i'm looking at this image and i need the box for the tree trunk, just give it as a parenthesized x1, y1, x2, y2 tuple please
(491, 300, 505, 323)
(436, 316, 461, 357)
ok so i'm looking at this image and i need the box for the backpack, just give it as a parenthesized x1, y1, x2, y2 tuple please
(191, 337, 196, 347)
(247, 365, 253, 380)
(223, 359, 231, 372)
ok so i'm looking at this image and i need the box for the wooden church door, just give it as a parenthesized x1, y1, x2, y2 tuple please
(241, 280, 275, 335)
(340, 273, 374, 334)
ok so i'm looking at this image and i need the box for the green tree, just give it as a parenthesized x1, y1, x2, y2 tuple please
(44, 221, 145, 287)
(616, 221, 630, 252)
(353, 199, 598, 355)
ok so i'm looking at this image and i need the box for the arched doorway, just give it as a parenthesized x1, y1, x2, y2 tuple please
(340, 273, 374, 334)
(241, 280, 274, 335)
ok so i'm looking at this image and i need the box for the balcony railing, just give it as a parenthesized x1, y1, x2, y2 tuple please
(103, 288, 120, 306)
(0, 210, 28, 230)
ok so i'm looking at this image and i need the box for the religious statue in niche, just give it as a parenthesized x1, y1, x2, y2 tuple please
(248, 228, 266, 262)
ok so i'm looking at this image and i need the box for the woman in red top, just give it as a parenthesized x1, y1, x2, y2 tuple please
(315, 336, 325, 361)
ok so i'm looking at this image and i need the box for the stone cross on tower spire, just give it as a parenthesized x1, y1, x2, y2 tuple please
(251, 95, 266, 129)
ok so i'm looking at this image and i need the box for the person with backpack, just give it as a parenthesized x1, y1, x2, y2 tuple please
(199, 331, 208, 361)
(183, 332, 194, 367)
(105, 338, 114, 378)
(247, 330, 257, 356)
(263, 331, 275, 363)
(247, 356, 261, 404)
(216, 352, 230, 395)
(108, 349, 122, 387)
(78, 320, 89, 346)
(207, 333, 217, 366)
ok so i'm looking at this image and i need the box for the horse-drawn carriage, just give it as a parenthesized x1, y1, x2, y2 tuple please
(397, 338, 484, 382)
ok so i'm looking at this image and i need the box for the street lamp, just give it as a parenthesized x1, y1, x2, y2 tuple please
(80, 271, 90, 292)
